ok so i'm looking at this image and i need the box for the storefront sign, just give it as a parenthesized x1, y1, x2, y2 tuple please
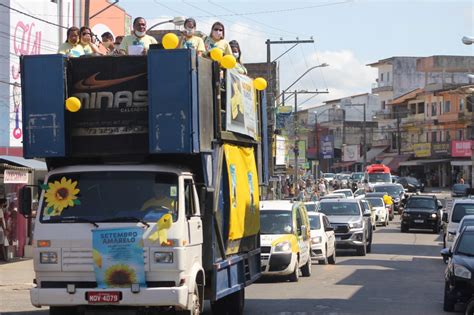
(432, 142, 450, 156)
(343, 144, 360, 162)
(452, 140, 473, 157)
(275, 136, 287, 166)
(413, 143, 431, 158)
(4, 170, 29, 184)
(320, 135, 334, 159)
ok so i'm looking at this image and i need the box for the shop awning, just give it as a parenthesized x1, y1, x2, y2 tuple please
(399, 160, 421, 166)
(451, 160, 473, 166)
(0, 155, 47, 171)
(387, 155, 411, 172)
(399, 158, 449, 167)
(418, 159, 450, 164)
(380, 156, 394, 166)
(357, 146, 388, 163)
(331, 161, 355, 169)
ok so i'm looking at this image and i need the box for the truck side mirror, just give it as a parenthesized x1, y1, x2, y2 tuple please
(19, 186, 32, 217)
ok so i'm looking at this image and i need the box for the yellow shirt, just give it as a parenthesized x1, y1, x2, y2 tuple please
(204, 37, 232, 56)
(81, 43, 94, 55)
(180, 35, 205, 53)
(141, 196, 176, 212)
(119, 34, 158, 55)
(383, 195, 393, 205)
(58, 42, 84, 57)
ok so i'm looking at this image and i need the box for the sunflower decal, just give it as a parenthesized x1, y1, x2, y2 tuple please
(104, 264, 137, 287)
(43, 177, 80, 216)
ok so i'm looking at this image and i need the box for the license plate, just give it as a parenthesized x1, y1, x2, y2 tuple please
(414, 220, 424, 223)
(87, 292, 121, 303)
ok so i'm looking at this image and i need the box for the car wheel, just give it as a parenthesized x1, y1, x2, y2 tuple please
(443, 281, 455, 312)
(288, 261, 299, 282)
(356, 244, 366, 256)
(366, 240, 372, 253)
(319, 245, 328, 265)
(328, 246, 336, 264)
(301, 258, 311, 277)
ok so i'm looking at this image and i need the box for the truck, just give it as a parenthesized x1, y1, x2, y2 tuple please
(364, 164, 392, 191)
(18, 49, 268, 315)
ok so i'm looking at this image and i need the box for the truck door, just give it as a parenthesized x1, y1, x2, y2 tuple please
(184, 178, 203, 245)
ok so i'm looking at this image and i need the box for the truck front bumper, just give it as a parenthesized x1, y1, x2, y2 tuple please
(30, 285, 189, 308)
(335, 229, 365, 249)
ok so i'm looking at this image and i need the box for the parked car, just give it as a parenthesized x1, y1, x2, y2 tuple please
(332, 189, 355, 199)
(319, 199, 372, 256)
(441, 226, 474, 311)
(259, 200, 312, 281)
(452, 184, 471, 198)
(401, 195, 442, 233)
(365, 192, 395, 221)
(308, 212, 336, 264)
(304, 201, 321, 212)
(443, 198, 474, 250)
(397, 176, 424, 192)
(373, 183, 406, 214)
(365, 197, 388, 227)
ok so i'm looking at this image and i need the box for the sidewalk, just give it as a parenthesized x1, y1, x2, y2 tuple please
(0, 258, 35, 286)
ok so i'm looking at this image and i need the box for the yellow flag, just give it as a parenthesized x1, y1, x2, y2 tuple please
(148, 214, 173, 244)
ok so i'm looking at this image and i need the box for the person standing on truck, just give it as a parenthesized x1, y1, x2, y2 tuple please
(204, 22, 232, 57)
(229, 40, 247, 75)
(79, 26, 102, 55)
(179, 18, 205, 56)
(58, 26, 84, 57)
(101, 32, 116, 54)
(119, 17, 157, 55)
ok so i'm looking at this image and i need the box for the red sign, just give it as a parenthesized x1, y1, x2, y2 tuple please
(87, 291, 121, 303)
(451, 141, 473, 157)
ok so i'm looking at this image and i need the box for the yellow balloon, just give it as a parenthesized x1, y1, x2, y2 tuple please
(253, 77, 267, 91)
(220, 54, 237, 69)
(65, 97, 81, 112)
(209, 48, 223, 62)
(162, 33, 179, 49)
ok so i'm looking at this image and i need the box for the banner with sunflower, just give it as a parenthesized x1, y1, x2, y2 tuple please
(92, 227, 146, 288)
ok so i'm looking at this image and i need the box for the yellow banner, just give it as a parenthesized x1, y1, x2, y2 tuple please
(224, 144, 260, 241)
(413, 143, 431, 157)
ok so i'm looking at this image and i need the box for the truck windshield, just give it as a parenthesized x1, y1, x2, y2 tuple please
(351, 173, 364, 181)
(260, 211, 293, 234)
(452, 204, 474, 223)
(40, 171, 179, 223)
(368, 173, 391, 183)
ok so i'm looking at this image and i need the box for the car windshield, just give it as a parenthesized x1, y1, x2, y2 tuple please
(453, 184, 470, 192)
(351, 173, 364, 180)
(452, 204, 474, 223)
(309, 215, 321, 230)
(366, 198, 383, 207)
(40, 171, 179, 223)
(459, 219, 474, 232)
(320, 202, 360, 216)
(335, 190, 352, 197)
(406, 177, 420, 185)
(374, 186, 403, 195)
(455, 231, 474, 256)
(260, 211, 293, 234)
(406, 198, 435, 210)
(305, 203, 318, 212)
(368, 173, 391, 183)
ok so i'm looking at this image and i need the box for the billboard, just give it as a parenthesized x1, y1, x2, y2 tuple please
(275, 135, 287, 166)
(9, 0, 70, 147)
(320, 135, 334, 159)
(343, 144, 360, 162)
(452, 140, 473, 157)
(413, 143, 431, 158)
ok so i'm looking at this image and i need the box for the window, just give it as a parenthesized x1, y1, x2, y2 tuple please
(467, 96, 473, 112)
(431, 102, 437, 116)
(457, 129, 464, 141)
(460, 98, 465, 112)
(380, 73, 384, 82)
(417, 102, 425, 114)
(381, 100, 386, 110)
(387, 72, 390, 82)
(443, 100, 451, 113)
(431, 131, 437, 142)
(184, 179, 197, 217)
(446, 130, 451, 141)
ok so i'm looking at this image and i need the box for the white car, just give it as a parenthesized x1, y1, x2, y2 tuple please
(333, 189, 354, 199)
(320, 193, 347, 200)
(354, 188, 366, 199)
(308, 212, 336, 264)
(365, 197, 388, 226)
(444, 199, 474, 250)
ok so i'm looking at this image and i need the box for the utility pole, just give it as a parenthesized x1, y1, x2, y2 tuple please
(396, 114, 401, 155)
(363, 103, 367, 169)
(84, 0, 90, 27)
(294, 90, 298, 183)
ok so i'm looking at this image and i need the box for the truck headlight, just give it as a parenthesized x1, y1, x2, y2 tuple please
(349, 221, 363, 229)
(311, 236, 322, 244)
(154, 251, 173, 263)
(431, 213, 437, 218)
(274, 241, 292, 253)
(40, 252, 58, 264)
(454, 264, 472, 279)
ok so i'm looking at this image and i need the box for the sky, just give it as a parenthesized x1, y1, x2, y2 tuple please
(118, 0, 474, 109)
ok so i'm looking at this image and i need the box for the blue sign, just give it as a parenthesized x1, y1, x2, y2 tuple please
(320, 135, 334, 159)
(92, 227, 146, 288)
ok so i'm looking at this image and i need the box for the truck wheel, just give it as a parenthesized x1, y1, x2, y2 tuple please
(356, 244, 366, 256)
(211, 288, 245, 315)
(464, 297, 474, 315)
(49, 306, 78, 315)
(301, 258, 311, 277)
(288, 262, 299, 282)
(366, 239, 372, 254)
(443, 282, 455, 312)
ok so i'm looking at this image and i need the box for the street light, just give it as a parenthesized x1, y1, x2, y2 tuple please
(147, 16, 186, 32)
(276, 63, 329, 101)
(462, 36, 474, 45)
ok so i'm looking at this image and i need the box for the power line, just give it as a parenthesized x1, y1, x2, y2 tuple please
(0, 3, 67, 30)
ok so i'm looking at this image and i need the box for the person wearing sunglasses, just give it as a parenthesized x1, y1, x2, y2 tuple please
(58, 26, 84, 57)
(179, 18, 205, 57)
(79, 26, 102, 55)
(119, 17, 157, 55)
(204, 22, 232, 57)
(229, 40, 247, 75)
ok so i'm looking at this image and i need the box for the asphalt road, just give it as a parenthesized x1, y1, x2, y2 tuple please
(0, 192, 459, 315)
